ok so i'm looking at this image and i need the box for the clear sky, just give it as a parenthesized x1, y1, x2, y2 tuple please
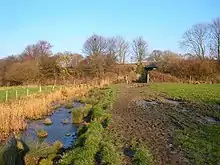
(0, 0, 219, 57)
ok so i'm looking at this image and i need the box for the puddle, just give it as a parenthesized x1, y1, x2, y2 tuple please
(163, 98, 181, 106)
(123, 147, 135, 157)
(136, 100, 158, 108)
(201, 116, 220, 124)
(22, 101, 84, 149)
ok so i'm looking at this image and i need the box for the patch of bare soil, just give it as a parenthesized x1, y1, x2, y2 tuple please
(109, 84, 220, 165)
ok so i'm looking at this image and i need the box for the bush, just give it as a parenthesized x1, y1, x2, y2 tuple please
(72, 107, 84, 124)
(158, 59, 220, 83)
(133, 146, 153, 165)
(99, 142, 121, 165)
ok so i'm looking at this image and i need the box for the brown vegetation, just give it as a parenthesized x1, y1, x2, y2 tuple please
(157, 59, 220, 83)
(0, 82, 111, 141)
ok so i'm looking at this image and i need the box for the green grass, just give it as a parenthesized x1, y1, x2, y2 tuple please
(60, 122, 104, 165)
(175, 125, 220, 165)
(71, 107, 84, 124)
(150, 83, 220, 104)
(0, 85, 60, 102)
(132, 145, 153, 165)
(60, 87, 122, 165)
(99, 141, 122, 165)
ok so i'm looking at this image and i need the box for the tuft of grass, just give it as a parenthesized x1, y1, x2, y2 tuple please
(39, 158, 53, 165)
(174, 124, 220, 165)
(64, 102, 73, 109)
(71, 107, 84, 124)
(83, 104, 93, 117)
(43, 118, 53, 125)
(150, 83, 220, 104)
(133, 145, 153, 165)
(25, 140, 63, 165)
(37, 129, 48, 138)
(61, 118, 69, 124)
(99, 141, 121, 165)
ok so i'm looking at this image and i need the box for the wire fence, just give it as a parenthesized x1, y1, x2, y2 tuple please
(0, 85, 58, 102)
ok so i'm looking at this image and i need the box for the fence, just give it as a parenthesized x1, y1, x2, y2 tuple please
(0, 85, 57, 102)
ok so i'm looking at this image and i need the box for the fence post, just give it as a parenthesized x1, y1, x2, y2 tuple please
(39, 86, 42, 92)
(15, 90, 18, 100)
(26, 88, 29, 96)
(5, 90, 8, 102)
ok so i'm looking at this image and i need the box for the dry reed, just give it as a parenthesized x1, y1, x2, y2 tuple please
(0, 79, 111, 141)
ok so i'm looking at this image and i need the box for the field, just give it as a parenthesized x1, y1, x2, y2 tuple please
(0, 82, 220, 165)
(0, 86, 59, 102)
(149, 83, 220, 104)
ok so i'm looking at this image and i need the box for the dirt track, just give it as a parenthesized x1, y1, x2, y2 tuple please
(109, 84, 219, 165)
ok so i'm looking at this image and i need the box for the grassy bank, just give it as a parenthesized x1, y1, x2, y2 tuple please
(60, 87, 122, 165)
(150, 83, 220, 104)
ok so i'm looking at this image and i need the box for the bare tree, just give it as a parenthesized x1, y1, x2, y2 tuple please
(148, 50, 163, 62)
(82, 34, 107, 56)
(106, 37, 117, 56)
(22, 40, 52, 60)
(132, 36, 148, 63)
(209, 17, 220, 60)
(115, 36, 129, 64)
(180, 23, 208, 60)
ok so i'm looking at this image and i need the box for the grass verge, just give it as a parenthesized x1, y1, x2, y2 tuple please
(60, 87, 122, 165)
(149, 83, 220, 104)
(174, 124, 220, 165)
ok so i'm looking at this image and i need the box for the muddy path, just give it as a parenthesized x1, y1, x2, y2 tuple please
(108, 84, 220, 165)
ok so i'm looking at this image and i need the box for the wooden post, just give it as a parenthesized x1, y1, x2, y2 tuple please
(15, 90, 18, 100)
(5, 90, 8, 102)
(146, 71, 149, 83)
(39, 85, 42, 92)
(26, 88, 29, 96)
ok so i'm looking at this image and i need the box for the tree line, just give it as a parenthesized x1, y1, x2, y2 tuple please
(180, 17, 220, 60)
(0, 17, 220, 86)
(0, 35, 149, 86)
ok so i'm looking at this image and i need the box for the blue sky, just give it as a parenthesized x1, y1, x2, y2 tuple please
(0, 0, 219, 57)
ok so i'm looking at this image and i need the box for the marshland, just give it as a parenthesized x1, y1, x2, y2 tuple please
(1, 2, 220, 165)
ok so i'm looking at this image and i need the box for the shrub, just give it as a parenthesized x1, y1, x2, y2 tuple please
(99, 142, 121, 165)
(39, 158, 53, 165)
(133, 145, 153, 165)
(72, 107, 84, 124)
(158, 59, 220, 83)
